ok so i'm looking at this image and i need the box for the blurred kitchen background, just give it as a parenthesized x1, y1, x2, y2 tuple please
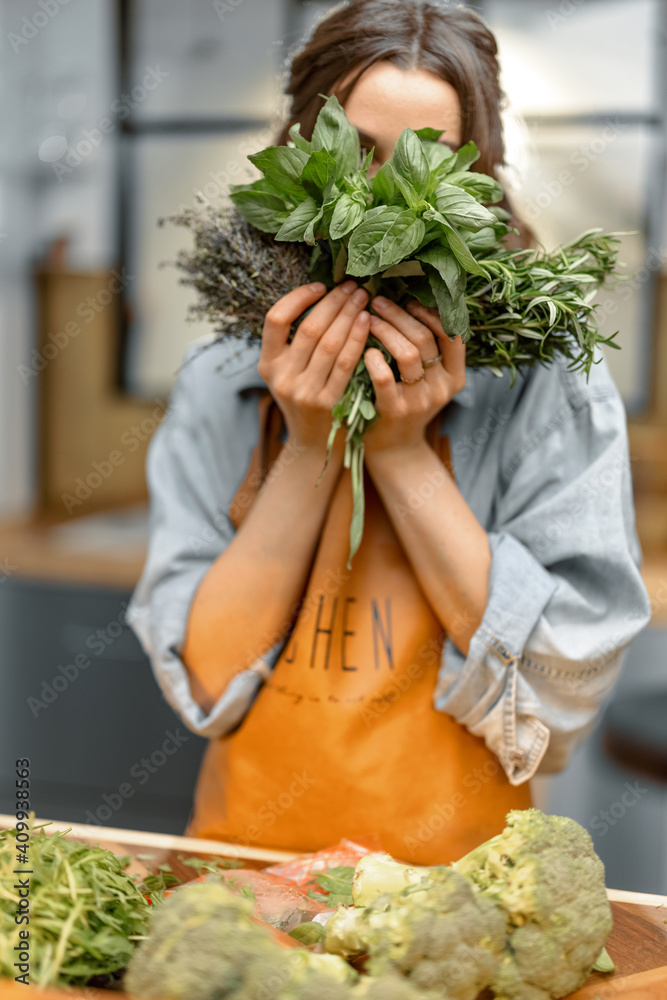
(1, 0, 666, 890)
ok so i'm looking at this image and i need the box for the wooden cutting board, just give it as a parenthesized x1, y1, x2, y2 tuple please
(0, 817, 665, 998)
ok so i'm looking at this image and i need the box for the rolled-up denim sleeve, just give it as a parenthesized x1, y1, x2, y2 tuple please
(126, 340, 286, 739)
(435, 364, 652, 785)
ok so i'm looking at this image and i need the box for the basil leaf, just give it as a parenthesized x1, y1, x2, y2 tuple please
(302, 149, 337, 198)
(426, 266, 471, 342)
(392, 128, 430, 203)
(361, 147, 375, 174)
(346, 205, 403, 276)
(322, 177, 341, 209)
(415, 127, 445, 142)
(333, 243, 348, 283)
(489, 205, 511, 222)
(453, 140, 481, 172)
(381, 260, 425, 278)
(441, 221, 490, 278)
(465, 225, 504, 250)
(445, 170, 504, 204)
(434, 182, 498, 231)
(304, 206, 324, 244)
(312, 94, 360, 179)
(228, 189, 289, 233)
(275, 197, 322, 242)
(407, 277, 437, 309)
(359, 399, 376, 420)
(289, 922, 323, 946)
(415, 244, 466, 298)
(330, 192, 366, 239)
(248, 145, 310, 202)
(372, 160, 397, 204)
(424, 141, 457, 174)
(378, 211, 426, 270)
(288, 122, 312, 153)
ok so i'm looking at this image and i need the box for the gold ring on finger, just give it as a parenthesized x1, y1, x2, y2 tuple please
(401, 372, 426, 385)
(423, 354, 443, 368)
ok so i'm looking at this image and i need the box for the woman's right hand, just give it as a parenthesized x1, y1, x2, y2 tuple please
(258, 279, 371, 454)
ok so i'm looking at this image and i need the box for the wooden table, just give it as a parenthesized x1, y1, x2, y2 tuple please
(1, 816, 666, 998)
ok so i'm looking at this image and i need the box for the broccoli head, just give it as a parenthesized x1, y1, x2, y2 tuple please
(325, 866, 505, 1000)
(452, 808, 613, 999)
(124, 881, 356, 1000)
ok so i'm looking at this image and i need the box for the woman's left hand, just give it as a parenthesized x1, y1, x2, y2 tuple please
(362, 296, 466, 456)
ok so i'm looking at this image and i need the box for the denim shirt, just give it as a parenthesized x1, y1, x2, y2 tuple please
(127, 334, 652, 786)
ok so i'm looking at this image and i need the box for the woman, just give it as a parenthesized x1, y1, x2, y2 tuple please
(128, 0, 651, 864)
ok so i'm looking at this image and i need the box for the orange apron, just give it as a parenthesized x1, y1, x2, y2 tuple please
(186, 392, 530, 863)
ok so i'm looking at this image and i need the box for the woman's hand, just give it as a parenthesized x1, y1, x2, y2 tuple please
(362, 297, 466, 456)
(259, 280, 371, 454)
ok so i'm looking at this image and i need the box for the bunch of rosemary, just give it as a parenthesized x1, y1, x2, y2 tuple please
(162, 94, 626, 565)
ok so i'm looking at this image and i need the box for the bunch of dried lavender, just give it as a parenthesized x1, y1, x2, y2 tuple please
(158, 205, 312, 342)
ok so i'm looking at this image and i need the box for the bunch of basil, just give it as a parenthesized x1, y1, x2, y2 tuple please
(226, 94, 623, 566)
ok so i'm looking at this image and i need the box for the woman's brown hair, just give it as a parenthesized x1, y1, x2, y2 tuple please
(276, 0, 533, 248)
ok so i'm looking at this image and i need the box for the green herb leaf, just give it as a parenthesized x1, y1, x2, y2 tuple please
(415, 244, 466, 298)
(415, 127, 445, 142)
(330, 192, 366, 239)
(289, 921, 324, 945)
(372, 160, 397, 204)
(424, 141, 457, 180)
(275, 197, 322, 243)
(426, 266, 471, 342)
(423, 210, 490, 278)
(333, 242, 349, 283)
(453, 140, 481, 172)
(445, 169, 505, 204)
(434, 182, 498, 231)
(288, 121, 312, 153)
(378, 210, 426, 270)
(346, 205, 404, 276)
(247, 145, 310, 203)
(228, 188, 289, 233)
(392, 128, 430, 204)
(312, 94, 361, 179)
(302, 148, 337, 198)
(592, 947, 616, 974)
(381, 259, 425, 278)
(465, 225, 505, 250)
